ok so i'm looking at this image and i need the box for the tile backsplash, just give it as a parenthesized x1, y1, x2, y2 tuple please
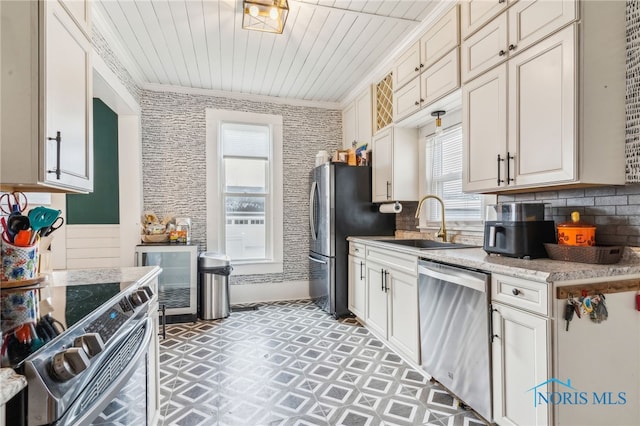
(499, 185, 640, 246)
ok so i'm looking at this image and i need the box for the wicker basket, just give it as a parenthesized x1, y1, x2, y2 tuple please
(544, 243, 624, 264)
(141, 234, 169, 243)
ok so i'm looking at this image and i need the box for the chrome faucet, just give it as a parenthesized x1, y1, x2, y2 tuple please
(415, 195, 448, 242)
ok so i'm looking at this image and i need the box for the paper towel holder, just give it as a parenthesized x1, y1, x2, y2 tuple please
(379, 201, 403, 214)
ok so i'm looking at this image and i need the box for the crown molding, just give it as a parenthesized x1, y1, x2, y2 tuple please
(142, 83, 342, 110)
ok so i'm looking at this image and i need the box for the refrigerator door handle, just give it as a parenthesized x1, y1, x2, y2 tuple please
(308, 255, 328, 264)
(309, 181, 318, 240)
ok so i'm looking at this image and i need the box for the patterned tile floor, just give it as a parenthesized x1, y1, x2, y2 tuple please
(159, 300, 489, 426)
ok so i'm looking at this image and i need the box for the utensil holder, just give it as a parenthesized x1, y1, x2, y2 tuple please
(1, 240, 39, 282)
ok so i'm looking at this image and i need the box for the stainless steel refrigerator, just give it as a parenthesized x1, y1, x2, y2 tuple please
(309, 163, 395, 318)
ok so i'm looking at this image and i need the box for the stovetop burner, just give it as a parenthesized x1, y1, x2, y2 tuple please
(1, 281, 137, 368)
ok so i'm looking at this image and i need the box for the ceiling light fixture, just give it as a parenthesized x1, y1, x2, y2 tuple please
(242, 0, 289, 34)
(432, 110, 446, 136)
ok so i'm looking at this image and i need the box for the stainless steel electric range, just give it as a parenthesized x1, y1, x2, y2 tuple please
(1, 277, 159, 426)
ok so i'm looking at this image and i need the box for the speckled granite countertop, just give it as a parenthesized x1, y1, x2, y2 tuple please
(47, 266, 161, 286)
(0, 368, 27, 406)
(348, 237, 640, 283)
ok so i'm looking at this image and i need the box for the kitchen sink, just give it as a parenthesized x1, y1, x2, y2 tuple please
(375, 239, 478, 249)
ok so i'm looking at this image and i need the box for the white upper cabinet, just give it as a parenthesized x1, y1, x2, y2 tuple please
(463, 64, 508, 192)
(461, 13, 508, 83)
(462, 0, 577, 82)
(460, 0, 511, 40)
(393, 42, 421, 92)
(419, 6, 460, 70)
(463, 0, 625, 193)
(392, 5, 460, 122)
(507, 27, 575, 187)
(342, 87, 372, 150)
(1, 0, 93, 193)
(371, 126, 418, 202)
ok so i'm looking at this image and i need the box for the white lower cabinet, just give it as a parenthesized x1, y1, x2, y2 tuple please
(387, 267, 419, 361)
(491, 273, 551, 426)
(356, 244, 419, 364)
(348, 250, 366, 320)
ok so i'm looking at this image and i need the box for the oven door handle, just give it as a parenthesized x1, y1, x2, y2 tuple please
(418, 265, 487, 293)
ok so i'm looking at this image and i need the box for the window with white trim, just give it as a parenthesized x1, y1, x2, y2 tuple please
(420, 123, 485, 228)
(206, 110, 283, 275)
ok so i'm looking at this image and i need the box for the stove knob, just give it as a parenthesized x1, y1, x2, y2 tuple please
(142, 285, 154, 298)
(74, 333, 105, 358)
(136, 289, 149, 303)
(51, 347, 90, 381)
(129, 291, 143, 307)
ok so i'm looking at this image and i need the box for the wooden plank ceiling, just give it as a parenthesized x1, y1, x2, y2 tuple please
(94, 0, 440, 103)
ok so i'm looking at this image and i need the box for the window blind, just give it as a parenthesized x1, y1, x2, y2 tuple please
(426, 125, 482, 222)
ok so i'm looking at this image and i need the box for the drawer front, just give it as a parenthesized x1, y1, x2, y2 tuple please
(366, 247, 417, 276)
(492, 273, 548, 316)
(461, 12, 507, 83)
(349, 242, 366, 257)
(420, 47, 460, 106)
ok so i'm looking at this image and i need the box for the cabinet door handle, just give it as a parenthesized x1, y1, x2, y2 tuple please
(415, 101, 420, 106)
(386, 181, 391, 199)
(360, 261, 364, 280)
(497, 154, 505, 186)
(498, 0, 506, 3)
(420, 63, 424, 68)
(47, 131, 62, 180)
(381, 269, 384, 292)
(420, 98, 424, 103)
(490, 305, 500, 342)
(508, 44, 517, 51)
(384, 270, 390, 292)
(498, 50, 506, 57)
(506, 152, 515, 184)
(415, 66, 420, 72)
(512, 288, 521, 296)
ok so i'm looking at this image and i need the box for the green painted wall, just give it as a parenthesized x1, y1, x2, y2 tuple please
(66, 98, 120, 224)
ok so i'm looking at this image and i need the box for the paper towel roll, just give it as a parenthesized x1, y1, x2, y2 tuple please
(379, 202, 402, 214)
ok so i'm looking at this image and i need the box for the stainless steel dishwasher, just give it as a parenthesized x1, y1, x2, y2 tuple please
(418, 259, 492, 422)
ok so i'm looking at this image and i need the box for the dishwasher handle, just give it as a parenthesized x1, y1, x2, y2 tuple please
(418, 262, 488, 293)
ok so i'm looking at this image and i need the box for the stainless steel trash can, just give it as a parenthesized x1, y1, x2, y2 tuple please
(198, 252, 232, 320)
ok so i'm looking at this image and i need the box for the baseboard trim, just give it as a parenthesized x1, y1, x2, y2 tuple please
(229, 280, 310, 304)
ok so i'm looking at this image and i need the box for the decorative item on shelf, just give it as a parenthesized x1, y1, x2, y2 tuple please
(333, 150, 349, 163)
(242, 0, 289, 34)
(355, 144, 368, 166)
(557, 211, 596, 246)
(140, 211, 175, 243)
(432, 110, 446, 136)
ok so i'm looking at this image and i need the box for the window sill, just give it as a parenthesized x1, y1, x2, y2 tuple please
(230, 260, 283, 276)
